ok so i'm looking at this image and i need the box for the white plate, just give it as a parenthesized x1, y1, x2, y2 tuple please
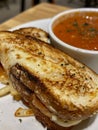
(0, 19, 98, 130)
(11, 18, 51, 32)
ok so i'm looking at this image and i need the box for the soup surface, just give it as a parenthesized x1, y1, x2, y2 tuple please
(53, 12, 98, 51)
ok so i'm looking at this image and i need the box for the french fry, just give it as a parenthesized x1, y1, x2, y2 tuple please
(0, 85, 10, 97)
(15, 107, 34, 117)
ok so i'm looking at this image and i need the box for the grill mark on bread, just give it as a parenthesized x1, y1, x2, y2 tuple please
(10, 63, 38, 91)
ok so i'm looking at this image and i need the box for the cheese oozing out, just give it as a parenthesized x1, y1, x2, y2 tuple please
(51, 115, 81, 127)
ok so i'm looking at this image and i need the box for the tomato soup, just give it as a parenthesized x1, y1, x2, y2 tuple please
(53, 12, 98, 51)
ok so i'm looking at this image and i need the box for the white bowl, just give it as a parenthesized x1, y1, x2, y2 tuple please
(49, 8, 98, 73)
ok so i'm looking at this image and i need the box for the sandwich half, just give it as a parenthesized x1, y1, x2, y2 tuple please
(0, 30, 98, 130)
(13, 27, 49, 43)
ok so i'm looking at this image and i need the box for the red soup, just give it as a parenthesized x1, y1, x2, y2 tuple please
(53, 11, 98, 51)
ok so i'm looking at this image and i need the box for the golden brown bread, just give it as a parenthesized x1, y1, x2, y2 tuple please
(0, 30, 98, 129)
(13, 27, 49, 43)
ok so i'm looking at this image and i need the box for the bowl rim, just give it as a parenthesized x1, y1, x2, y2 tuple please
(49, 8, 98, 54)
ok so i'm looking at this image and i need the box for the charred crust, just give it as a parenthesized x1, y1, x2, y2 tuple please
(9, 63, 40, 91)
(10, 73, 33, 103)
(9, 63, 47, 100)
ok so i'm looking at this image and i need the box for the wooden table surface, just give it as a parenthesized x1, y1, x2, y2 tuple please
(0, 3, 70, 31)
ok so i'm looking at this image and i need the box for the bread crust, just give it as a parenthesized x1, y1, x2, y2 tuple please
(13, 27, 49, 43)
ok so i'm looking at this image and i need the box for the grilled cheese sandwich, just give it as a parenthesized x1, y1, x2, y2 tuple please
(0, 29, 98, 130)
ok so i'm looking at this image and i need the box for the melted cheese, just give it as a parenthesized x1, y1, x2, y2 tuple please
(51, 115, 81, 127)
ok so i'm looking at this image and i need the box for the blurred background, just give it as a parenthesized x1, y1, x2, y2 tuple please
(0, 0, 97, 23)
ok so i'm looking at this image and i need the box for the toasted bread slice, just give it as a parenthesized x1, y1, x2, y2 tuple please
(13, 27, 49, 43)
(0, 27, 49, 85)
(0, 31, 98, 128)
